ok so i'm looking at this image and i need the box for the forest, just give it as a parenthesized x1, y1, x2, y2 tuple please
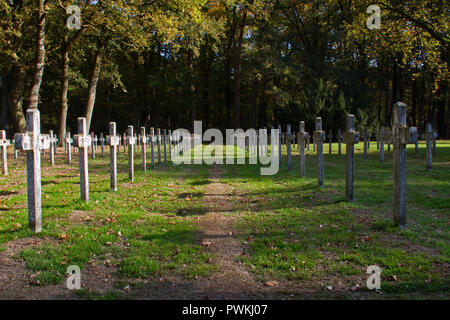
(0, 0, 448, 142)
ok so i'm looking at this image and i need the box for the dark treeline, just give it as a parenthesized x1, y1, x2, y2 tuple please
(1, 0, 448, 141)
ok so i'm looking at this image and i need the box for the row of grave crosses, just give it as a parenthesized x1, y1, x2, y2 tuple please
(0, 103, 435, 233)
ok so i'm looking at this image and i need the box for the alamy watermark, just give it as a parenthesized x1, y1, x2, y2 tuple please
(366, 5, 381, 30)
(66, 5, 81, 30)
(169, 121, 280, 176)
(366, 265, 382, 290)
(66, 265, 81, 290)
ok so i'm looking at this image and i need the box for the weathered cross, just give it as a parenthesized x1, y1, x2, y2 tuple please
(0, 130, 10, 175)
(391, 102, 418, 228)
(99, 133, 105, 157)
(287, 125, 292, 171)
(278, 125, 282, 166)
(127, 126, 136, 181)
(14, 109, 50, 232)
(49, 130, 57, 165)
(298, 121, 307, 178)
(73, 118, 91, 202)
(163, 129, 167, 163)
(168, 130, 172, 161)
(90, 132, 96, 159)
(363, 128, 368, 161)
(65, 132, 73, 164)
(140, 127, 147, 172)
(106, 122, 120, 192)
(343, 115, 360, 203)
(314, 117, 326, 187)
(150, 128, 155, 169)
(426, 123, 433, 171)
(157, 128, 162, 165)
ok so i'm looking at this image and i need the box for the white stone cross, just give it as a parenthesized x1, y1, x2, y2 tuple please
(314, 118, 326, 187)
(107, 123, 120, 192)
(65, 132, 73, 164)
(140, 127, 147, 172)
(73, 118, 91, 202)
(127, 126, 136, 181)
(13, 109, 50, 232)
(343, 115, 360, 203)
(0, 130, 10, 175)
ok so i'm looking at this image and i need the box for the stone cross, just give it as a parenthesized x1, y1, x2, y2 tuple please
(65, 132, 73, 164)
(298, 121, 307, 178)
(157, 129, 162, 165)
(278, 125, 282, 166)
(100, 133, 105, 157)
(94, 134, 98, 152)
(338, 129, 342, 155)
(49, 130, 56, 165)
(14, 148, 18, 160)
(287, 125, 292, 171)
(343, 115, 360, 203)
(314, 118, 326, 187)
(163, 129, 167, 163)
(140, 127, 147, 172)
(391, 102, 418, 228)
(127, 126, 136, 181)
(328, 129, 333, 154)
(74, 118, 91, 202)
(256, 129, 260, 159)
(426, 123, 433, 171)
(90, 132, 96, 159)
(363, 128, 368, 161)
(0, 130, 10, 175)
(264, 128, 268, 157)
(14, 109, 50, 232)
(380, 126, 385, 163)
(168, 130, 172, 161)
(123, 133, 127, 153)
(106, 122, 120, 192)
(150, 128, 155, 169)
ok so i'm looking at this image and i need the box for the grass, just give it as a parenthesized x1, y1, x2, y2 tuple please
(0, 140, 448, 299)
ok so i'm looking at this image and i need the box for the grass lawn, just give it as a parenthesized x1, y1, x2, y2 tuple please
(0, 140, 448, 299)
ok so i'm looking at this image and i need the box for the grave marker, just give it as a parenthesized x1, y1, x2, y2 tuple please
(343, 115, 360, 203)
(287, 125, 292, 171)
(298, 121, 307, 178)
(157, 129, 162, 165)
(127, 126, 136, 181)
(100, 133, 105, 157)
(65, 132, 73, 164)
(106, 122, 120, 192)
(0, 130, 10, 175)
(426, 123, 433, 171)
(14, 109, 50, 232)
(150, 128, 155, 169)
(140, 127, 147, 172)
(314, 118, 326, 187)
(391, 102, 418, 228)
(73, 118, 91, 202)
(49, 130, 55, 165)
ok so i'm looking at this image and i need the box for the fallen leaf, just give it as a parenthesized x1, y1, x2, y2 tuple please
(265, 281, 279, 287)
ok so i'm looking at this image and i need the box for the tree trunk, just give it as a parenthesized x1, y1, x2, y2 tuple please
(27, 0, 46, 110)
(58, 41, 70, 146)
(0, 73, 11, 131)
(6, 66, 26, 132)
(85, 42, 105, 133)
(233, 12, 247, 129)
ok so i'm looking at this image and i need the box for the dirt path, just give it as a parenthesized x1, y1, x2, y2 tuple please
(191, 165, 264, 299)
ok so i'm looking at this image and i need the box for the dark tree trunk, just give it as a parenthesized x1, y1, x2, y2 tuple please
(0, 73, 11, 132)
(6, 66, 26, 132)
(58, 40, 70, 145)
(233, 12, 247, 129)
(27, 0, 46, 110)
(85, 41, 105, 133)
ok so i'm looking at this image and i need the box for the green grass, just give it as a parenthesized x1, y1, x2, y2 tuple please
(0, 140, 448, 299)
(222, 140, 449, 298)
